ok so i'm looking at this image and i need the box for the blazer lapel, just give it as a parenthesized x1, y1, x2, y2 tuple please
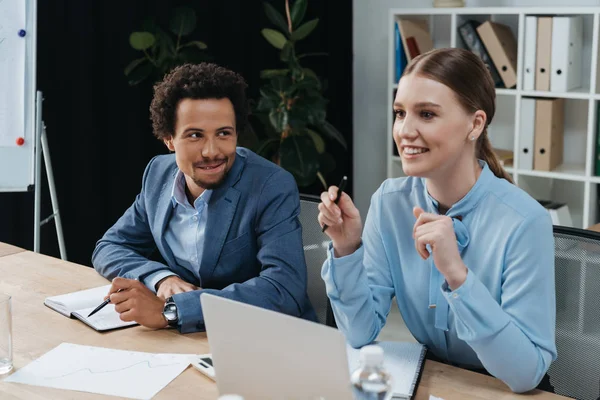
(200, 152, 245, 283)
(155, 173, 176, 266)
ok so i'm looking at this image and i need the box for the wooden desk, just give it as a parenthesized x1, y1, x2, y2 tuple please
(0, 248, 567, 400)
(0, 242, 25, 257)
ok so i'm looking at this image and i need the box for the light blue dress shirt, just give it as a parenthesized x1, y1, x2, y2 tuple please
(144, 170, 212, 291)
(322, 161, 557, 393)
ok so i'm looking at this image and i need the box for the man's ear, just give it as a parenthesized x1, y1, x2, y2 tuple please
(164, 136, 175, 152)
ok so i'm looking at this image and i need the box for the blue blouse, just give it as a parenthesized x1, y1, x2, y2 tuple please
(322, 162, 557, 392)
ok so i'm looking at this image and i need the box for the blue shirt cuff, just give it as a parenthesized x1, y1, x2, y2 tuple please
(440, 269, 511, 342)
(441, 268, 475, 297)
(172, 290, 204, 333)
(322, 242, 365, 299)
(143, 270, 178, 293)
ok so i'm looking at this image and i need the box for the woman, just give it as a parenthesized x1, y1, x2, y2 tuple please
(318, 48, 556, 393)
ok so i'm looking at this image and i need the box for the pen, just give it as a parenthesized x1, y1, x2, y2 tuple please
(322, 176, 348, 233)
(87, 288, 123, 317)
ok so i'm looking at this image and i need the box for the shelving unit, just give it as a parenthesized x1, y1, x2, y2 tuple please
(388, 7, 600, 228)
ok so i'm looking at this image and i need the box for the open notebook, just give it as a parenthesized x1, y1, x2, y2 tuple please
(347, 341, 427, 400)
(44, 284, 137, 331)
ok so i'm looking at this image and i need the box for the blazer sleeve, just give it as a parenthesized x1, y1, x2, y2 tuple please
(91, 156, 171, 282)
(172, 168, 312, 333)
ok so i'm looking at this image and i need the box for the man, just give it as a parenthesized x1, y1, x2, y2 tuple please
(92, 63, 316, 333)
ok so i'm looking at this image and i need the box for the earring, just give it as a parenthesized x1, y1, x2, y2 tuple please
(470, 136, 476, 141)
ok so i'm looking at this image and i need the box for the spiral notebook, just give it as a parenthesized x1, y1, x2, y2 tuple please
(44, 284, 137, 331)
(346, 341, 427, 400)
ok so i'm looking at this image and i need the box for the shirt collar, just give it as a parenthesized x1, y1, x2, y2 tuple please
(170, 170, 212, 211)
(421, 160, 493, 218)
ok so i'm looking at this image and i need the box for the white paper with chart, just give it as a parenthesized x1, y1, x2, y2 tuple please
(4, 343, 195, 399)
(0, 0, 26, 148)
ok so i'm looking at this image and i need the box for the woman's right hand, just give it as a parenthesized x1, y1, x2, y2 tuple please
(318, 186, 363, 257)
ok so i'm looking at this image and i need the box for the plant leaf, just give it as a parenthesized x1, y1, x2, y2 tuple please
(319, 121, 347, 149)
(256, 137, 281, 157)
(181, 40, 208, 50)
(269, 108, 288, 133)
(129, 32, 156, 50)
(169, 6, 197, 36)
(261, 29, 287, 49)
(126, 60, 154, 86)
(302, 68, 318, 80)
(263, 2, 290, 36)
(260, 69, 290, 79)
(280, 41, 294, 62)
(307, 129, 326, 154)
(318, 152, 336, 175)
(291, 18, 318, 41)
(252, 112, 280, 139)
(154, 31, 176, 66)
(279, 135, 319, 187)
(124, 58, 148, 76)
(291, 0, 308, 29)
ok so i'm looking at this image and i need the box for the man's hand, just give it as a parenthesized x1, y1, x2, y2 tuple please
(155, 276, 199, 300)
(105, 278, 168, 329)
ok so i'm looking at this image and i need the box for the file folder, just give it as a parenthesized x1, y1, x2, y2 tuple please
(518, 98, 536, 170)
(523, 16, 538, 91)
(395, 19, 408, 82)
(397, 19, 434, 63)
(458, 20, 503, 88)
(551, 16, 583, 92)
(476, 21, 518, 88)
(534, 98, 565, 171)
(535, 17, 553, 91)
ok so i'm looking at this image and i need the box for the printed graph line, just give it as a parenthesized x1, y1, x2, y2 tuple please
(45, 359, 185, 380)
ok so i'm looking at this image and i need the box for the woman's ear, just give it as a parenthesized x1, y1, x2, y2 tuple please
(468, 110, 487, 141)
(163, 136, 175, 152)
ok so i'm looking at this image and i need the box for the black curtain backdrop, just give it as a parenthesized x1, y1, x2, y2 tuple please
(0, 1, 352, 266)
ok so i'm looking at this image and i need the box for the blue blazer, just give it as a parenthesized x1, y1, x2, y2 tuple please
(92, 147, 317, 333)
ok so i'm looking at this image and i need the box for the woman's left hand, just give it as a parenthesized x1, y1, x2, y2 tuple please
(413, 207, 467, 290)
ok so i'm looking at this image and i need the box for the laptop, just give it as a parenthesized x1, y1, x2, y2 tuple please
(201, 293, 355, 399)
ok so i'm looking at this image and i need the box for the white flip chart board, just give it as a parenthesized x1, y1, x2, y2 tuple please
(0, 0, 37, 192)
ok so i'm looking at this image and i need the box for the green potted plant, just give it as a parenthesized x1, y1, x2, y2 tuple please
(124, 6, 210, 86)
(252, 0, 347, 189)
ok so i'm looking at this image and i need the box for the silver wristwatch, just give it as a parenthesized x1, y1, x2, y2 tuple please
(162, 296, 178, 327)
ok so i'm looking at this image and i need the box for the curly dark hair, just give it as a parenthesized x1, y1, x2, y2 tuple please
(150, 63, 249, 140)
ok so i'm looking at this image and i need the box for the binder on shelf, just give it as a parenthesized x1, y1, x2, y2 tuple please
(457, 20, 503, 88)
(523, 16, 538, 91)
(535, 17, 553, 91)
(476, 21, 518, 89)
(397, 19, 434, 63)
(534, 98, 565, 171)
(395, 19, 408, 83)
(518, 97, 536, 170)
(538, 200, 573, 227)
(551, 16, 583, 93)
(595, 101, 600, 176)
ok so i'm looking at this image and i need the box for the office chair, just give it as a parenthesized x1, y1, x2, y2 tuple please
(299, 194, 337, 327)
(548, 226, 600, 400)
